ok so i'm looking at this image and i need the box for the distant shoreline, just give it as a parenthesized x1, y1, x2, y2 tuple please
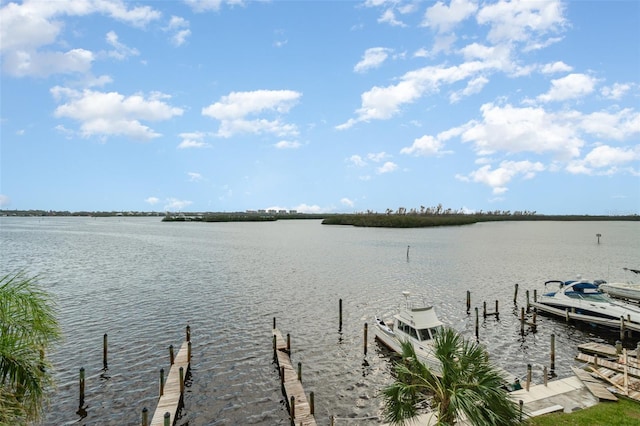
(3, 210, 636, 228)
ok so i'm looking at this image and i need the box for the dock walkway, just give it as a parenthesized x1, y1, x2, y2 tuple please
(530, 302, 640, 334)
(150, 340, 191, 426)
(273, 329, 316, 426)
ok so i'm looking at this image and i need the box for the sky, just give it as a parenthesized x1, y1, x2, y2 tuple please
(0, 0, 639, 215)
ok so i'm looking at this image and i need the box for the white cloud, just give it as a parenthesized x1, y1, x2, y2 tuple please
(601, 83, 632, 100)
(378, 9, 406, 27)
(348, 155, 367, 167)
(450, 75, 488, 103)
(184, 0, 244, 13)
(457, 160, 545, 194)
(145, 197, 159, 205)
(166, 16, 191, 46)
(422, 0, 478, 33)
(354, 47, 393, 73)
(0, 0, 160, 77)
(460, 102, 584, 160)
(567, 145, 640, 175)
(293, 203, 330, 213)
(477, 0, 566, 47)
(274, 140, 301, 149)
(377, 161, 398, 174)
(537, 73, 598, 102)
(178, 132, 210, 149)
(367, 152, 389, 162)
(51, 87, 184, 141)
(401, 135, 447, 157)
(105, 31, 139, 60)
(202, 89, 301, 138)
(188, 172, 203, 182)
(578, 109, 640, 141)
(341, 198, 355, 208)
(541, 61, 572, 74)
(164, 198, 192, 211)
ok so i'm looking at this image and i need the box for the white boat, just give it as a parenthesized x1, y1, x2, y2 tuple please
(373, 291, 444, 373)
(598, 268, 640, 303)
(537, 276, 640, 327)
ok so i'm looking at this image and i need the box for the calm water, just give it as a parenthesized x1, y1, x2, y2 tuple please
(1, 217, 639, 425)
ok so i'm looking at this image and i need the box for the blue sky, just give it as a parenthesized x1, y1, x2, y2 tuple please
(1, 0, 638, 215)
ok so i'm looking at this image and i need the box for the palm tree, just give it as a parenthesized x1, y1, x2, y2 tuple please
(382, 327, 521, 425)
(0, 272, 61, 424)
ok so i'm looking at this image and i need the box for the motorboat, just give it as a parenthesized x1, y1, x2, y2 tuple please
(373, 291, 444, 373)
(598, 268, 640, 303)
(537, 276, 640, 326)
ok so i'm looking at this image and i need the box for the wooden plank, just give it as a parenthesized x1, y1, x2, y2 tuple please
(530, 302, 640, 332)
(571, 367, 618, 401)
(578, 342, 618, 358)
(150, 341, 191, 426)
(576, 353, 640, 378)
(273, 329, 316, 426)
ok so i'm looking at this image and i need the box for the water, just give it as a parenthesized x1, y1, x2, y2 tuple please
(1, 217, 638, 425)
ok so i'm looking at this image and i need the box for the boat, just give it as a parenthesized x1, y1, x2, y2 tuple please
(537, 276, 640, 327)
(598, 268, 640, 303)
(373, 291, 444, 373)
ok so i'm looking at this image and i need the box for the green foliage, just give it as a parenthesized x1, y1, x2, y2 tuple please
(382, 328, 520, 425)
(0, 272, 61, 424)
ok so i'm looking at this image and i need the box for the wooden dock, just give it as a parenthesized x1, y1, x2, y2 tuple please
(570, 366, 618, 401)
(150, 340, 191, 426)
(530, 301, 640, 334)
(273, 328, 316, 426)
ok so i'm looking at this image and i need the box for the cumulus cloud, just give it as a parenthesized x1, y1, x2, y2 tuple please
(601, 83, 632, 100)
(105, 31, 139, 60)
(401, 135, 448, 157)
(377, 161, 398, 174)
(51, 87, 184, 140)
(165, 16, 191, 46)
(164, 198, 192, 211)
(145, 197, 159, 205)
(422, 0, 478, 33)
(202, 89, 301, 138)
(0, 194, 11, 207)
(178, 132, 210, 149)
(457, 160, 545, 194)
(188, 172, 203, 182)
(541, 61, 573, 74)
(274, 140, 301, 149)
(184, 0, 244, 13)
(347, 155, 367, 167)
(567, 145, 640, 175)
(537, 73, 598, 102)
(354, 47, 393, 73)
(0, 0, 160, 77)
(341, 198, 355, 208)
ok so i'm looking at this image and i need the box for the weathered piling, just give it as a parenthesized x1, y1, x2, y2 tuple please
(141, 407, 149, 426)
(159, 368, 165, 396)
(364, 323, 368, 355)
(514, 283, 519, 305)
(103, 333, 108, 370)
(466, 290, 471, 313)
(526, 364, 532, 391)
(550, 334, 556, 372)
(77, 367, 85, 414)
(475, 307, 479, 340)
(339, 299, 343, 331)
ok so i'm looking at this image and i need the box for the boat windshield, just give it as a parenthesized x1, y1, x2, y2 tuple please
(418, 326, 441, 341)
(565, 283, 611, 302)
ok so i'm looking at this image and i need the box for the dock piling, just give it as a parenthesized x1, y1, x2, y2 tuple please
(186, 325, 191, 342)
(339, 299, 343, 331)
(364, 323, 368, 355)
(103, 333, 108, 370)
(310, 392, 314, 415)
(550, 334, 556, 372)
(163, 412, 169, 426)
(179, 367, 185, 393)
(474, 307, 479, 340)
(159, 368, 165, 397)
(141, 407, 148, 426)
(78, 367, 85, 412)
(287, 333, 291, 353)
(169, 345, 174, 365)
(297, 362, 302, 382)
(514, 283, 518, 305)
(466, 290, 471, 313)
(526, 364, 532, 391)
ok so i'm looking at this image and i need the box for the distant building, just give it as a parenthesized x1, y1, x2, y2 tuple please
(289, 210, 297, 214)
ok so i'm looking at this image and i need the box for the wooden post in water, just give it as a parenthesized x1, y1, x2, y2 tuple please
(543, 366, 548, 386)
(495, 300, 499, 320)
(103, 333, 108, 370)
(163, 412, 170, 426)
(169, 345, 174, 365)
(520, 307, 525, 335)
(483, 301, 487, 319)
(519, 400, 523, 422)
(550, 334, 555, 372)
(280, 366, 285, 385)
(186, 325, 191, 342)
(273, 335, 277, 361)
(273, 317, 276, 330)
(514, 283, 518, 305)
(525, 290, 530, 313)
(616, 340, 623, 355)
(596, 233, 601, 244)
(141, 407, 148, 426)
(297, 362, 302, 382)
(287, 333, 291, 353)
(310, 392, 314, 415)
(364, 323, 368, 355)
(526, 364, 532, 391)
(78, 367, 85, 412)
(339, 299, 343, 331)
(531, 311, 537, 332)
(474, 307, 479, 340)
(188, 341, 192, 362)
(159, 368, 165, 396)
(466, 290, 471, 314)
(290, 396, 295, 420)
(179, 366, 185, 393)
(533, 289, 537, 303)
